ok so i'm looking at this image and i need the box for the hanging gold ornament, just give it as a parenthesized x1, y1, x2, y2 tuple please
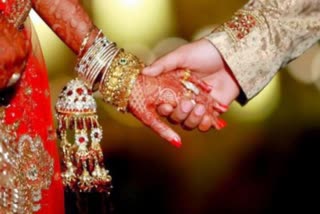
(55, 79, 112, 193)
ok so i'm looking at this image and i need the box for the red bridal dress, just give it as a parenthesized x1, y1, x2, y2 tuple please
(0, 0, 64, 213)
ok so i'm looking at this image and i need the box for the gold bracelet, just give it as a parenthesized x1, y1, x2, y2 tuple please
(78, 26, 97, 57)
(6, 0, 32, 29)
(76, 34, 119, 90)
(99, 49, 144, 112)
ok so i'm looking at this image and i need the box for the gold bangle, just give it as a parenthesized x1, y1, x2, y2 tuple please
(6, 0, 32, 29)
(78, 27, 99, 57)
(76, 34, 119, 90)
(99, 49, 144, 112)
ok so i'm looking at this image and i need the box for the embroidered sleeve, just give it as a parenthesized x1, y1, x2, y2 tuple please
(205, 0, 320, 104)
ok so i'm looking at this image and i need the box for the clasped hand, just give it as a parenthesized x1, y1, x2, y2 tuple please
(128, 39, 241, 147)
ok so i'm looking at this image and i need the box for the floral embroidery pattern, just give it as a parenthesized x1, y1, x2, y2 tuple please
(221, 10, 263, 42)
(0, 129, 54, 213)
(0, 54, 55, 213)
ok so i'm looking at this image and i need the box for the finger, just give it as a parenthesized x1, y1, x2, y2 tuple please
(217, 118, 228, 130)
(170, 99, 196, 123)
(183, 104, 206, 130)
(149, 116, 182, 148)
(213, 102, 229, 113)
(198, 114, 212, 132)
(211, 111, 220, 129)
(142, 49, 186, 76)
(157, 104, 174, 117)
(188, 75, 212, 93)
(129, 103, 182, 147)
(212, 116, 228, 130)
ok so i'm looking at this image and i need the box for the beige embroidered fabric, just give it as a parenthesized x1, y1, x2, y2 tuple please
(206, 0, 320, 104)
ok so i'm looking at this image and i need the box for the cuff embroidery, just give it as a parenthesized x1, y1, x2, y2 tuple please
(218, 9, 264, 42)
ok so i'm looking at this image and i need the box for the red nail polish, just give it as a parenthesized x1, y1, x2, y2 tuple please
(201, 81, 212, 93)
(219, 103, 229, 110)
(218, 119, 227, 129)
(170, 139, 182, 148)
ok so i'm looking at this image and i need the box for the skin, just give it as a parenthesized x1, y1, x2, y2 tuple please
(143, 39, 241, 130)
(129, 70, 224, 147)
(1, 0, 97, 87)
(32, 0, 224, 146)
(1, 0, 222, 146)
(31, 0, 97, 55)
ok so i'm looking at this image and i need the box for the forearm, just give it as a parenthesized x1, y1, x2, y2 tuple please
(33, 1, 140, 109)
(31, 0, 98, 55)
(206, 0, 320, 103)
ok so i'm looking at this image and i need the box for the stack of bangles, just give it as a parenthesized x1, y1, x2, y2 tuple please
(76, 29, 144, 112)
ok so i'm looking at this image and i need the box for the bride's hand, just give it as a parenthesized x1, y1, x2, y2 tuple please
(128, 69, 226, 148)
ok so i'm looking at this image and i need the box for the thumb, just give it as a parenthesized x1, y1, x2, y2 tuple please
(143, 48, 186, 76)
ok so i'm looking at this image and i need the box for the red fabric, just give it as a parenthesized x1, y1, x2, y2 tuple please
(2, 0, 64, 212)
(0, 0, 13, 14)
(4, 55, 65, 214)
(0, 2, 6, 11)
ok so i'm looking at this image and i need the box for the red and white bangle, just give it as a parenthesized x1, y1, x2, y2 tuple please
(76, 31, 119, 90)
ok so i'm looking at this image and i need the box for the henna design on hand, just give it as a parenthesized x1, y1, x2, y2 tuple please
(128, 70, 223, 147)
(31, 0, 97, 54)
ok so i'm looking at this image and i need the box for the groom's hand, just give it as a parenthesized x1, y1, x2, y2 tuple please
(143, 39, 240, 130)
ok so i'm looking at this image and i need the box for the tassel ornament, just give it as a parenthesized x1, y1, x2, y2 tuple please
(55, 79, 111, 193)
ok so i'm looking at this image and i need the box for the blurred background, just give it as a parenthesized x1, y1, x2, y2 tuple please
(30, 0, 320, 213)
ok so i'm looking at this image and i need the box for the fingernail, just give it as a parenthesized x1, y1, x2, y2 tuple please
(206, 85, 213, 93)
(170, 138, 182, 148)
(170, 136, 182, 148)
(218, 119, 227, 129)
(194, 105, 205, 116)
(218, 103, 229, 111)
(214, 103, 228, 113)
(181, 100, 194, 113)
(201, 81, 213, 93)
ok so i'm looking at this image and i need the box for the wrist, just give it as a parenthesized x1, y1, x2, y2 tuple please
(224, 61, 241, 99)
(209, 67, 240, 106)
(77, 26, 100, 58)
(75, 30, 143, 112)
(199, 39, 240, 104)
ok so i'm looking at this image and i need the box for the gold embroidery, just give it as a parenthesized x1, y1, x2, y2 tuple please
(17, 135, 54, 190)
(220, 9, 264, 42)
(6, 0, 32, 28)
(24, 86, 32, 96)
(1, 108, 54, 213)
(1, 91, 54, 213)
(47, 126, 57, 141)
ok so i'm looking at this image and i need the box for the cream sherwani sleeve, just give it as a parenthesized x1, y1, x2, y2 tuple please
(205, 0, 320, 104)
